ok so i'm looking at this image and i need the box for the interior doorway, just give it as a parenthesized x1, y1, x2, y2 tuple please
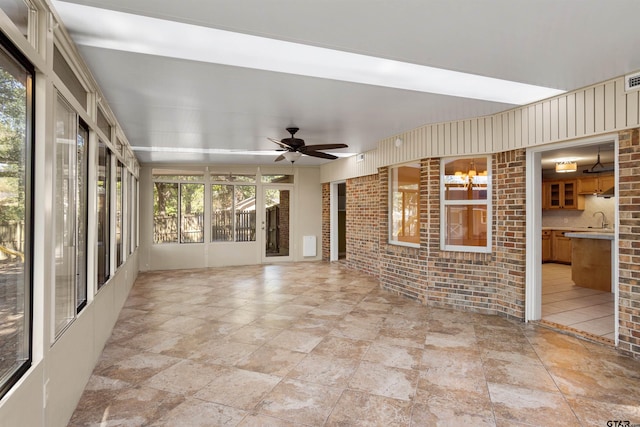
(330, 181, 347, 261)
(526, 135, 619, 345)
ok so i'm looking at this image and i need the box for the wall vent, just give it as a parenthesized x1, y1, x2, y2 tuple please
(356, 153, 365, 162)
(625, 71, 640, 92)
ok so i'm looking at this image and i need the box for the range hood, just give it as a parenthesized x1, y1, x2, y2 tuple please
(598, 187, 615, 198)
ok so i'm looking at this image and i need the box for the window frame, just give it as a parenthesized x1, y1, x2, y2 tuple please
(388, 162, 421, 248)
(0, 32, 35, 399)
(211, 179, 256, 243)
(152, 171, 206, 245)
(96, 140, 111, 288)
(440, 155, 492, 253)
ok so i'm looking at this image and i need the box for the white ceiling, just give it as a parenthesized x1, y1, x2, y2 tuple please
(51, 0, 640, 166)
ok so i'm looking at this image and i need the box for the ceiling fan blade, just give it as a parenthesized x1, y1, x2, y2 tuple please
(301, 143, 348, 152)
(268, 137, 292, 149)
(303, 150, 338, 160)
(274, 153, 286, 162)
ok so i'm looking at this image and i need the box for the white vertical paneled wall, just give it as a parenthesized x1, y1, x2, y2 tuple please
(321, 75, 640, 182)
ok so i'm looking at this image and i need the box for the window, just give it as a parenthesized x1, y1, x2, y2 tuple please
(211, 180, 256, 242)
(389, 163, 420, 246)
(153, 171, 204, 244)
(261, 174, 293, 183)
(54, 94, 89, 336)
(0, 36, 34, 398)
(441, 156, 491, 252)
(130, 176, 138, 253)
(0, 0, 38, 47)
(76, 120, 88, 311)
(97, 141, 110, 288)
(115, 161, 123, 266)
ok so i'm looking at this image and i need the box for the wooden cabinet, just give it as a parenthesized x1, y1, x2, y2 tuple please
(543, 180, 584, 210)
(578, 174, 614, 195)
(551, 230, 572, 264)
(542, 230, 552, 262)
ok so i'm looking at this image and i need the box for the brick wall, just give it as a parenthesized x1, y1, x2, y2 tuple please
(618, 128, 640, 357)
(321, 183, 330, 261)
(322, 134, 640, 358)
(492, 149, 527, 319)
(345, 174, 380, 277)
(379, 161, 429, 302)
(335, 152, 527, 319)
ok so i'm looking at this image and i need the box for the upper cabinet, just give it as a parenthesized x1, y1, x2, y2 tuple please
(543, 180, 585, 210)
(578, 174, 614, 195)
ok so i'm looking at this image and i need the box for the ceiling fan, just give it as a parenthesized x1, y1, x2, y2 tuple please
(268, 127, 348, 163)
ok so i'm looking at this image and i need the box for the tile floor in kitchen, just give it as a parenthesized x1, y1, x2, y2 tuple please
(542, 262, 615, 341)
(68, 262, 639, 426)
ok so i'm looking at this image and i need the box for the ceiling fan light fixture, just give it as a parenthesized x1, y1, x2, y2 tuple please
(283, 151, 302, 163)
(556, 161, 577, 173)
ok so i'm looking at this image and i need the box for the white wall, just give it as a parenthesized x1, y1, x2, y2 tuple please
(139, 165, 323, 272)
(321, 75, 640, 183)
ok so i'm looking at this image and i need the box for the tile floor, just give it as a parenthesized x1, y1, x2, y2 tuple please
(542, 263, 615, 341)
(68, 262, 640, 426)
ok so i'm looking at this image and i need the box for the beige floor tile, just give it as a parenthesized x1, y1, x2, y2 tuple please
(257, 379, 342, 426)
(268, 329, 325, 353)
(286, 353, 357, 387)
(311, 335, 370, 360)
(194, 366, 280, 410)
(410, 402, 496, 427)
(68, 262, 640, 427)
(150, 398, 247, 427)
(235, 345, 306, 377)
(142, 359, 222, 396)
(488, 382, 581, 426)
(348, 361, 418, 401)
(326, 390, 412, 427)
(363, 341, 423, 370)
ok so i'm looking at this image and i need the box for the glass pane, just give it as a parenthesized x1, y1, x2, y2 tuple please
(235, 185, 255, 242)
(443, 157, 488, 201)
(0, 0, 35, 44)
(153, 168, 204, 181)
(445, 205, 488, 247)
(0, 43, 31, 390)
(76, 122, 88, 310)
(180, 183, 204, 243)
(264, 189, 289, 257)
(210, 174, 255, 183)
(390, 164, 420, 244)
(97, 142, 110, 287)
(54, 95, 76, 336)
(211, 184, 233, 242)
(115, 162, 123, 266)
(96, 107, 111, 140)
(261, 174, 293, 183)
(153, 182, 178, 243)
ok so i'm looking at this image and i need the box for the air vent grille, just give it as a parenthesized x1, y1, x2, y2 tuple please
(625, 72, 640, 92)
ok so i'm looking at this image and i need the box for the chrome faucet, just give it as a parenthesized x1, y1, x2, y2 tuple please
(593, 211, 608, 229)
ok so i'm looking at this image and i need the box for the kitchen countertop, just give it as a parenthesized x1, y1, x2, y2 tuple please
(564, 231, 614, 240)
(542, 227, 614, 232)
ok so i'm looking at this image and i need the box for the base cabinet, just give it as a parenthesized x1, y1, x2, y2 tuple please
(542, 230, 552, 262)
(552, 231, 572, 264)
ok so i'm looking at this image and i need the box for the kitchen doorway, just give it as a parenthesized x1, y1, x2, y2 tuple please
(526, 135, 619, 344)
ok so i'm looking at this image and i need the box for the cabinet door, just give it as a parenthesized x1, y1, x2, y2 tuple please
(598, 175, 614, 192)
(542, 231, 552, 262)
(552, 231, 572, 264)
(562, 181, 578, 209)
(578, 177, 598, 194)
(546, 182, 562, 208)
